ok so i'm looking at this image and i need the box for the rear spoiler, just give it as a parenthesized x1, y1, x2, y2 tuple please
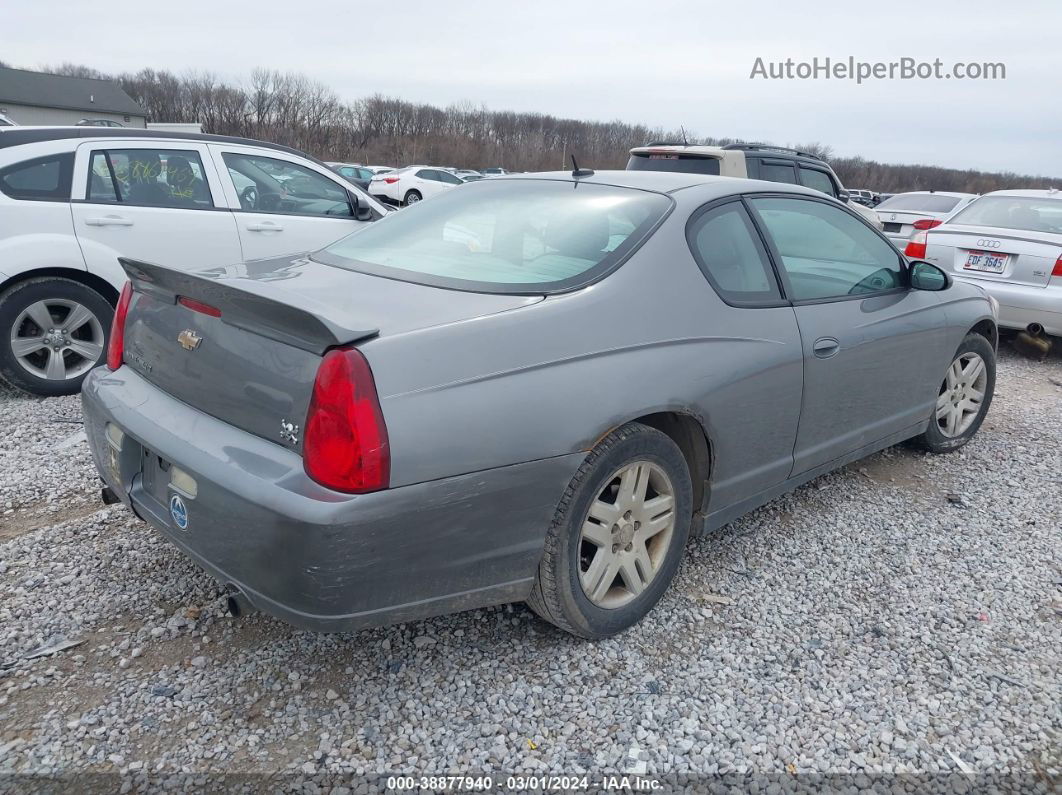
(119, 257, 379, 354)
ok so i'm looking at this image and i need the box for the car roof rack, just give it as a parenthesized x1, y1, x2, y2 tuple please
(721, 143, 824, 161)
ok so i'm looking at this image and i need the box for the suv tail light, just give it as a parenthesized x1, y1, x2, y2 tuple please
(912, 219, 942, 231)
(1053, 254, 1062, 277)
(304, 347, 389, 493)
(383, 176, 400, 184)
(106, 281, 133, 370)
(904, 230, 929, 259)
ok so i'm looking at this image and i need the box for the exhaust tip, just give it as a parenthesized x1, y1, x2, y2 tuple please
(225, 585, 256, 618)
(1026, 322, 1046, 337)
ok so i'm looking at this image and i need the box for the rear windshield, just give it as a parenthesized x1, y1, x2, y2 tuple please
(948, 195, 1062, 234)
(627, 153, 721, 176)
(316, 179, 672, 293)
(876, 193, 963, 213)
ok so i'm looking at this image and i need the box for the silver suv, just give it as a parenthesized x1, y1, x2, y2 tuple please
(627, 143, 883, 229)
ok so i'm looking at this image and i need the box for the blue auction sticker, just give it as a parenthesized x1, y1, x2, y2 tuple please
(169, 494, 189, 530)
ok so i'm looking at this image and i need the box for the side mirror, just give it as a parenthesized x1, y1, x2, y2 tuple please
(909, 260, 950, 291)
(837, 189, 850, 202)
(350, 192, 375, 222)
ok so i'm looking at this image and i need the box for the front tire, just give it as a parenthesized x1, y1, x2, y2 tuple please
(527, 422, 693, 639)
(0, 277, 113, 397)
(915, 333, 995, 453)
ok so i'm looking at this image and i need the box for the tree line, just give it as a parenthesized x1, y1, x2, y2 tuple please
(35, 63, 1061, 193)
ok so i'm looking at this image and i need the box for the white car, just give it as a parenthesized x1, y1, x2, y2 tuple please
(876, 191, 977, 250)
(369, 166, 464, 206)
(909, 189, 1062, 335)
(0, 126, 387, 396)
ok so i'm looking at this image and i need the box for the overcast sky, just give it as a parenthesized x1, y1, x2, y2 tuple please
(5, 0, 1059, 176)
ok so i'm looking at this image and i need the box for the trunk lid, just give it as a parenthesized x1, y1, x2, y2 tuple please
(879, 209, 949, 238)
(118, 255, 542, 450)
(924, 226, 1062, 288)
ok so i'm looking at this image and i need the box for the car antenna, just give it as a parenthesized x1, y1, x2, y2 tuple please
(680, 126, 689, 146)
(570, 155, 594, 178)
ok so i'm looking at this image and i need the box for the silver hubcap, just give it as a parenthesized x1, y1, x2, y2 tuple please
(406, 193, 419, 204)
(579, 461, 676, 609)
(936, 352, 987, 437)
(10, 299, 105, 381)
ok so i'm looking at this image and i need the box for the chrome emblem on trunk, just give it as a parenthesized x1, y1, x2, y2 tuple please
(178, 329, 202, 351)
(280, 420, 299, 445)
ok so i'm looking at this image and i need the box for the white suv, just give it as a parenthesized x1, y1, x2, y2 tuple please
(0, 127, 387, 395)
(627, 143, 883, 230)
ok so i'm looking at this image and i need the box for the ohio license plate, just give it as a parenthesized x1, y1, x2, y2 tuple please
(964, 250, 1008, 273)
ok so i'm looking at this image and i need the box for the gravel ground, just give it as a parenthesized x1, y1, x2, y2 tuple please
(0, 347, 1059, 791)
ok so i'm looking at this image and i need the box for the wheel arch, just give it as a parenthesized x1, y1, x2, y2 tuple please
(969, 317, 998, 351)
(598, 410, 713, 521)
(1, 268, 120, 306)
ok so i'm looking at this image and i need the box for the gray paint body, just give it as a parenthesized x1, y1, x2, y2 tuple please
(81, 172, 996, 631)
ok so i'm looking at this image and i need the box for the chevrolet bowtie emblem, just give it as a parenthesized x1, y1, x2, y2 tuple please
(177, 329, 203, 351)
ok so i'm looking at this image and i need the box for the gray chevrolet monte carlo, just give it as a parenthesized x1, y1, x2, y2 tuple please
(81, 170, 999, 639)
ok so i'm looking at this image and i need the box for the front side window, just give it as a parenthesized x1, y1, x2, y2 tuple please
(947, 195, 1062, 234)
(0, 153, 74, 201)
(687, 201, 781, 304)
(87, 149, 213, 209)
(223, 153, 352, 217)
(751, 197, 904, 301)
(798, 167, 837, 197)
(316, 179, 672, 293)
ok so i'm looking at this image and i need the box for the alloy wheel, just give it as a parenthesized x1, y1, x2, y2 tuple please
(578, 461, 676, 609)
(10, 299, 105, 381)
(936, 352, 988, 437)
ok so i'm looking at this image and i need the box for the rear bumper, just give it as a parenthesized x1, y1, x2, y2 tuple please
(951, 275, 1062, 336)
(81, 367, 582, 632)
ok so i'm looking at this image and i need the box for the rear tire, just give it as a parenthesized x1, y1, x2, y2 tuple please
(0, 277, 113, 397)
(915, 333, 995, 453)
(527, 422, 693, 639)
(403, 190, 421, 206)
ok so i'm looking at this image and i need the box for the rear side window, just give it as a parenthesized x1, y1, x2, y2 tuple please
(687, 201, 781, 305)
(0, 153, 74, 201)
(88, 149, 214, 209)
(626, 153, 721, 176)
(798, 167, 837, 197)
(317, 179, 672, 293)
(757, 161, 797, 184)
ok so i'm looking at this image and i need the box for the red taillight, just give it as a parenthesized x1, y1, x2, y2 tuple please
(178, 296, 221, 317)
(106, 281, 133, 370)
(383, 176, 400, 184)
(904, 229, 929, 260)
(912, 219, 942, 231)
(303, 347, 389, 493)
(1052, 255, 1062, 277)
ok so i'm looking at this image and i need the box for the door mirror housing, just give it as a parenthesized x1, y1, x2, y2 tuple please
(909, 260, 950, 291)
(350, 192, 375, 222)
(836, 189, 850, 202)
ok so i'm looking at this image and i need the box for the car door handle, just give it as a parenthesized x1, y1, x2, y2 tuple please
(246, 221, 284, 232)
(85, 215, 133, 227)
(813, 337, 841, 358)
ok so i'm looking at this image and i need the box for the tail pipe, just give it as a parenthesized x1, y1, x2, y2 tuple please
(1026, 322, 1046, 337)
(225, 585, 257, 618)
